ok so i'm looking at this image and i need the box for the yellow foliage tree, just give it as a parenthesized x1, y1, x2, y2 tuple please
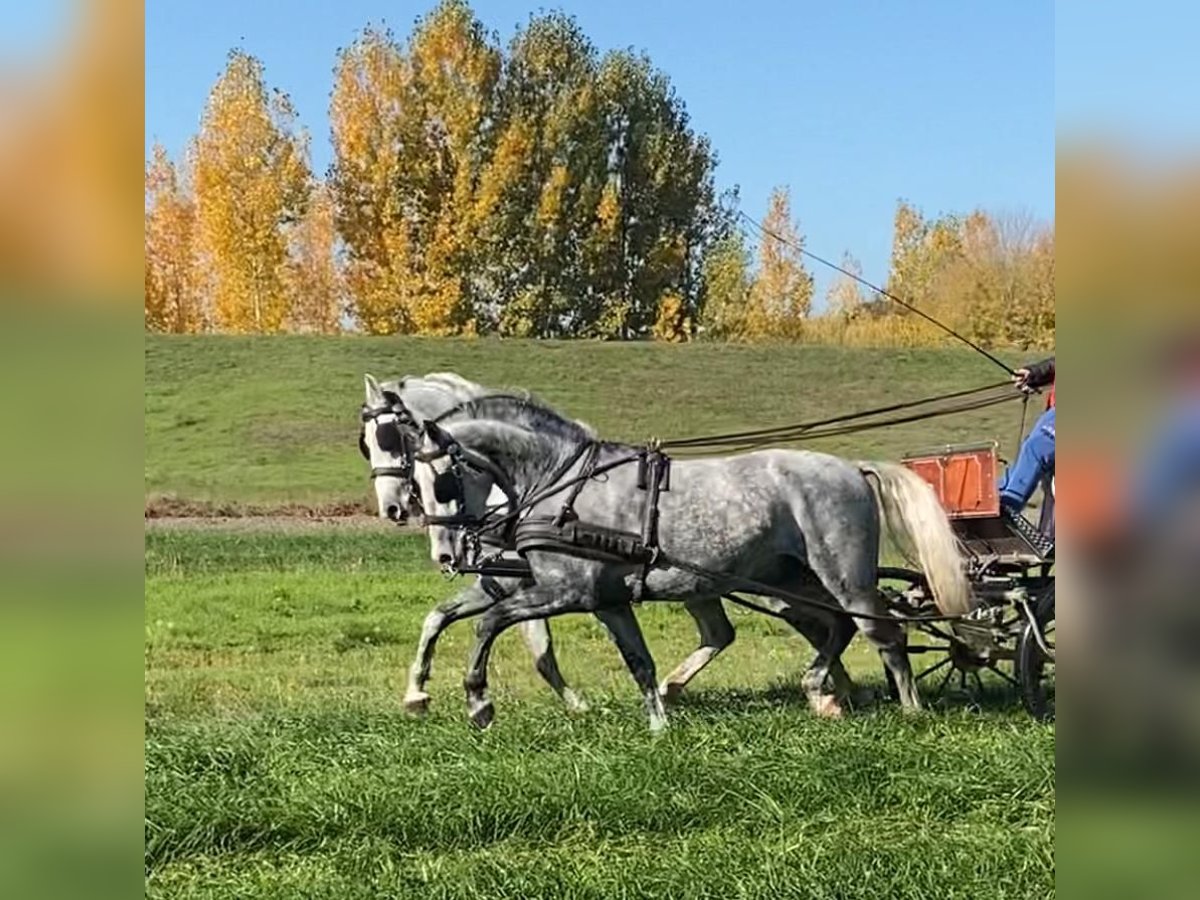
(825, 251, 866, 320)
(286, 182, 343, 333)
(745, 187, 813, 338)
(144, 143, 203, 332)
(329, 28, 416, 334)
(330, 4, 497, 335)
(192, 50, 310, 333)
(652, 291, 689, 342)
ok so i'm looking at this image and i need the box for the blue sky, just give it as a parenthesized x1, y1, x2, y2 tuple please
(145, 1, 1053, 298)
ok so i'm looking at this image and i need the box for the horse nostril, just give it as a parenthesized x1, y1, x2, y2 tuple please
(438, 553, 453, 565)
(386, 504, 400, 521)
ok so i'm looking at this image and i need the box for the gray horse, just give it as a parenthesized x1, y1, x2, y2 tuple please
(361, 374, 865, 717)
(413, 395, 970, 730)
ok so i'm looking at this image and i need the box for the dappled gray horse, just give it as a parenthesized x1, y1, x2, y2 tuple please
(360, 373, 587, 713)
(414, 395, 970, 730)
(362, 374, 863, 716)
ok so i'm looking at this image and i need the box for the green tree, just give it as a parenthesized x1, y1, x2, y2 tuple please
(698, 231, 752, 339)
(487, 11, 607, 336)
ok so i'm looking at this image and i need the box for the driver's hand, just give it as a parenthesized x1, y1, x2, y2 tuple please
(1013, 368, 1034, 393)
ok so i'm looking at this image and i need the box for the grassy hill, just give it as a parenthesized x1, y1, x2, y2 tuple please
(145, 335, 1034, 509)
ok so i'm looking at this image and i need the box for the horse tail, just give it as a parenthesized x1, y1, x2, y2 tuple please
(858, 461, 971, 617)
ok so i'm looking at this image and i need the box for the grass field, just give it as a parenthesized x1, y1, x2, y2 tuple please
(145, 337, 1053, 897)
(145, 335, 1033, 509)
(145, 527, 1054, 899)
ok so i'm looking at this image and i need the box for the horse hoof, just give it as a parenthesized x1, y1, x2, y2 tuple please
(563, 690, 590, 714)
(402, 691, 431, 716)
(658, 682, 684, 704)
(811, 695, 844, 719)
(468, 700, 495, 730)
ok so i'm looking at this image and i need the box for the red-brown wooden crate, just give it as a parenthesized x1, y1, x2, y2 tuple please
(902, 443, 999, 518)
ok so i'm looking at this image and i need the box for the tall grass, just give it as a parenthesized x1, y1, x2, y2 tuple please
(145, 528, 1054, 899)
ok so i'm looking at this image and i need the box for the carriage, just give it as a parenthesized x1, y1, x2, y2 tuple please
(883, 442, 1055, 719)
(362, 372, 1057, 728)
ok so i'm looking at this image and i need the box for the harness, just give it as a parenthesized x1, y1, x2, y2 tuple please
(420, 425, 971, 625)
(418, 425, 667, 587)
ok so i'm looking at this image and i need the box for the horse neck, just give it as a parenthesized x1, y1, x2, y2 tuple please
(460, 422, 586, 500)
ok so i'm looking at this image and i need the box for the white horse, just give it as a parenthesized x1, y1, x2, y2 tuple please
(413, 394, 970, 730)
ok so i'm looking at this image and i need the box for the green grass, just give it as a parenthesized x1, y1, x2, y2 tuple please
(145, 527, 1055, 899)
(145, 335, 1032, 507)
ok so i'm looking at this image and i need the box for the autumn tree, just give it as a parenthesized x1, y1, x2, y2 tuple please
(881, 201, 1054, 349)
(330, 3, 499, 335)
(329, 27, 414, 334)
(744, 187, 813, 338)
(286, 182, 343, 333)
(192, 50, 310, 333)
(826, 251, 867, 320)
(698, 231, 752, 338)
(486, 11, 606, 336)
(144, 143, 202, 332)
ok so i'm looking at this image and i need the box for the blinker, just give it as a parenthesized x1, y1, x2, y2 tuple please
(375, 419, 407, 454)
(433, 469, 463, 504)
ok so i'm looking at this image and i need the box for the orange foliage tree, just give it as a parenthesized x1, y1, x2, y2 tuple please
(144, 143, 203, 332)
(192, 50, 310, 333)
(286, 183, 343, 333)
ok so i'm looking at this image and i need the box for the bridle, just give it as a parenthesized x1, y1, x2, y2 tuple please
(358, 393, 419, 481)
(413, 426, 522, 534)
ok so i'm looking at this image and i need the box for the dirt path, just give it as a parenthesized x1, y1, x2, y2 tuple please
(145, 515, 420, 533)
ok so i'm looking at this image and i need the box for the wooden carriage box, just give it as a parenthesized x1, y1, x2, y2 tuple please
(902, 442, 1000, 519)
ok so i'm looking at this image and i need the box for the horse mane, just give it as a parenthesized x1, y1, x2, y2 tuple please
(421, 372, 486, 397)
(434, 393, 597, 443)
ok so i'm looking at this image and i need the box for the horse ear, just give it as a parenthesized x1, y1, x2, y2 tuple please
(364, 374, 384, 405)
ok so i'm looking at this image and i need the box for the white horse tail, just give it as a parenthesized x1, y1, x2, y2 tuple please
(858, 461, 971, 617)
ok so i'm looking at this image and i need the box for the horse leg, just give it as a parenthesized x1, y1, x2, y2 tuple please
(733, 586, 862, 712)
(461, 590, 574, 729)
(594, 604, 669, 732)
(836, 587, 920, 712)
(770, 597, 863, 708)
(517, 618, 588, 713)
(404, 579, 497, 714)
(799, 613, 857, 718)
(658, 596, 734, 703)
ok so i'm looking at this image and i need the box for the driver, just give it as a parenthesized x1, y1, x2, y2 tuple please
(999, 356, 1055, 516)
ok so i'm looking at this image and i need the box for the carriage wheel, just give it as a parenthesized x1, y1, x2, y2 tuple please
(880, 569, 1017, 707)
(1016, 585, 1055, 721)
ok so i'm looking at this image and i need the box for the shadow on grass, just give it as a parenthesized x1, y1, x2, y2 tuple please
(665, 675, 1028, 719)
